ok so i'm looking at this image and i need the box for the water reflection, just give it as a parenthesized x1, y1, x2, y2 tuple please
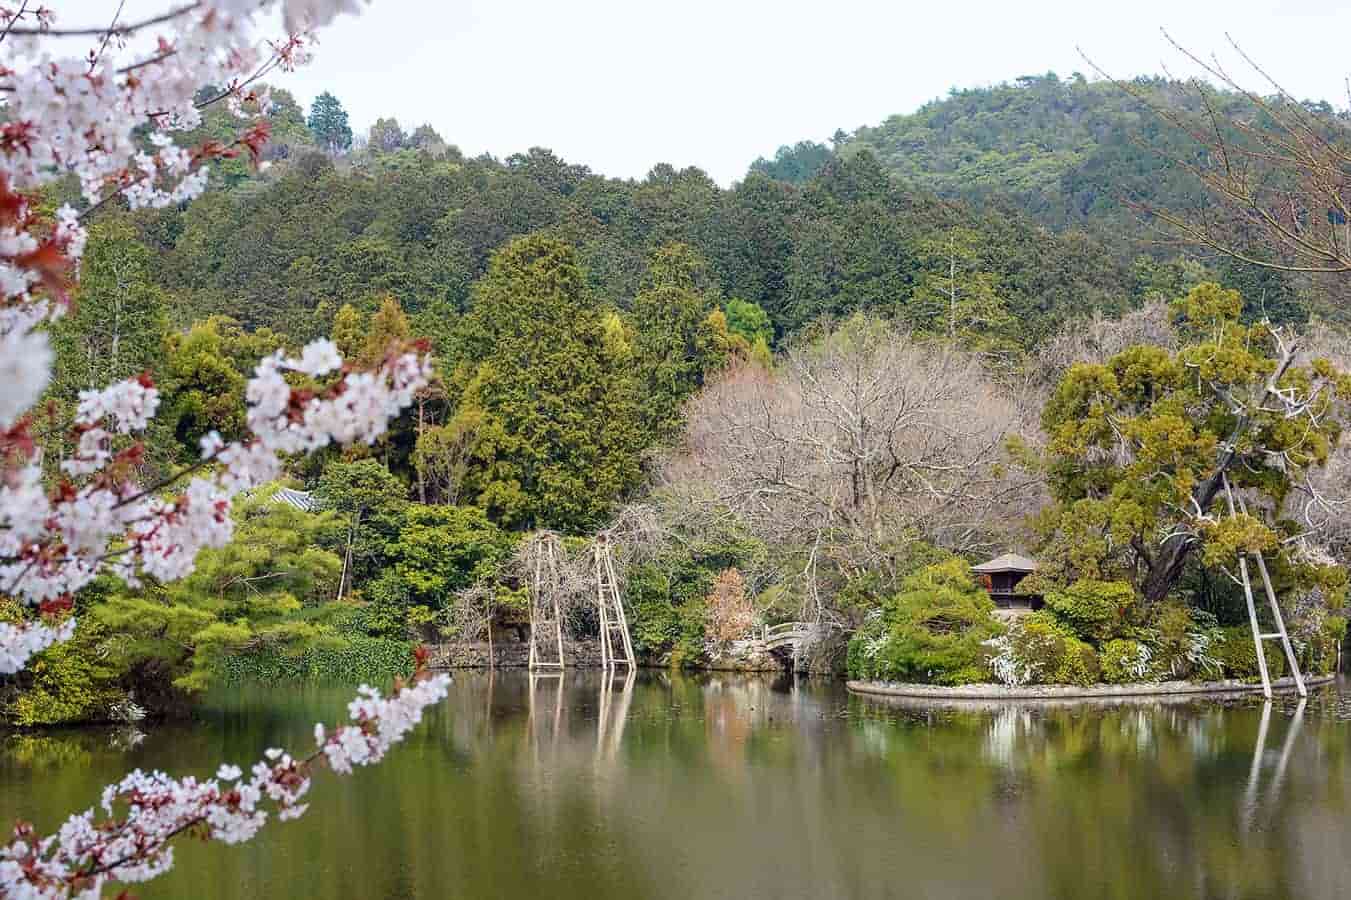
(1243, 698, 1307, 833)
(2, 674, 1350, 899)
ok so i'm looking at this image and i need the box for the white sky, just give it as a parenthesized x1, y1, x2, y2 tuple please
(44, 0, 1351, 184)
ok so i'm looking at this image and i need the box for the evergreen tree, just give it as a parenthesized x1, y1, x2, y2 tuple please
(307, 91, 353, 152)
(748, 140, 835, 184)
(907, 227, 1015, 353)
(448, 235, 643, 531)
(631, 243, 730, 443)
(48, 221, 168, 399)
(362, 294, 412, 364)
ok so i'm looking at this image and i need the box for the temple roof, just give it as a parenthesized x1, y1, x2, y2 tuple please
(971, 552, 1037, 574)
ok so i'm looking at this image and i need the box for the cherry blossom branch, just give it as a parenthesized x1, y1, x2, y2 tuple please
(1, 670, 451, 897)
(4, 3, 200, 36)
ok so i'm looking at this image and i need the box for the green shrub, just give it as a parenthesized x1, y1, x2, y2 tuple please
(5, 618, 124, 726)
(1044, 579, 1135, 643)
(1101, 639, 1153, 684)
(847, 559, 999, 685)
(1056, 636, 1101, 686)
(1213, 626, 1286, 681)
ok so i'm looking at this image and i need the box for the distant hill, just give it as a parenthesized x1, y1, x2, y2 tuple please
(742, 72, 1351, 323)
(776, 72, 1333, 238)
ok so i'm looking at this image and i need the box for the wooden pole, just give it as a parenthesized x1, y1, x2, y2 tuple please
(1224, 476, 1272, 699)
(551, 540, 565, 669)
(1235, 491, 1307, 698)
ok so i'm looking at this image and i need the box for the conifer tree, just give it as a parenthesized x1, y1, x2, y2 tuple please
(631, 243, 730, 443)
(48, 221, 169, 399)
(447, 235, 643, 530)
(307, 90, 353, 152)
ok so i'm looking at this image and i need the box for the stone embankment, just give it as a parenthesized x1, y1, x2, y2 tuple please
(847, 674, 1336, 701)
(427, 640, 603, 669)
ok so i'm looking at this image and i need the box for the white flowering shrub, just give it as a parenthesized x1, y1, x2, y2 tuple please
(1183, 630, 1224, 679)
(1101, 638, 1154, 684)
(982, 624, 1056, 687)
(0, 3, 456, 896)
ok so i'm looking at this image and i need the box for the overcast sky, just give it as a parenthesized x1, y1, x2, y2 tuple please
(50, 0, 1351, 184)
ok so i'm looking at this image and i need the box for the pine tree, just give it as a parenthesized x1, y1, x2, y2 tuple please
(307, 91, 353, 153)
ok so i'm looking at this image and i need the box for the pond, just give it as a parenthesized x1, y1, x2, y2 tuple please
(4, 671, 1351, 899)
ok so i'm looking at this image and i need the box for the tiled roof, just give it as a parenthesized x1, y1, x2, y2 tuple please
(971, 552, 1037, 573)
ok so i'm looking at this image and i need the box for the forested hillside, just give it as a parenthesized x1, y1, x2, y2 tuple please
(835, 72, 1234, 232)
(754, 72, 1338, 321)
(122, 121, 1152, 349)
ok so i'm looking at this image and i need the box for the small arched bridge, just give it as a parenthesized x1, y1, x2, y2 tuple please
(759, 622, 813, 652)
(731, 621, 835, 671)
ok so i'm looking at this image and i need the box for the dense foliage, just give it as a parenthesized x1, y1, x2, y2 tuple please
(840, 73, 1226, 234)
(14, 71, 1351, 726)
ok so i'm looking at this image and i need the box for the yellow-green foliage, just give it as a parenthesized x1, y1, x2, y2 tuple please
(847, 559, 1000, 685)
(6, 617, 123, 727)
(1044, 579, 1135, 643)
(1198, 513, 1277, 568)
(1037, 282, 1349, 602)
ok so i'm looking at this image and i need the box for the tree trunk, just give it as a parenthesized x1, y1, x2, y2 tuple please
(1139, 343, 1297, 604)
(1141, 533, 1193, 604)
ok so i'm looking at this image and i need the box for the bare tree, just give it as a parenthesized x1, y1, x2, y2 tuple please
(1089, 33, 1351, 276)
(1283, 323, 1351, 562)
(662, 316, 1045, 621)
(1032, 299, 1178, 389)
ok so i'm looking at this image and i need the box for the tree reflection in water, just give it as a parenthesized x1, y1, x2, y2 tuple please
(3, 674, 1350, 899)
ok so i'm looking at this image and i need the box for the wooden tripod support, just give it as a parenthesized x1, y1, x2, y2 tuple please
(1222, 475, 1306, 699)
(594, 536, 636, 670)
(527, 532, 567, 670)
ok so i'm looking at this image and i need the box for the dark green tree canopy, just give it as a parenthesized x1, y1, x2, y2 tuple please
(446, 235, 643, 531)
(748, 140, 835, 184)
(307, 91, 353, 152)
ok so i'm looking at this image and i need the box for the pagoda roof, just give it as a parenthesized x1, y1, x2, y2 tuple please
(971, 553, 1037, 574)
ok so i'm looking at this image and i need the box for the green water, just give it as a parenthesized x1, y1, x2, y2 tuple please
(4, 671, 1351, 899)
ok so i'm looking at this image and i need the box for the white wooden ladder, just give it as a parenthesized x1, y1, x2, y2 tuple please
(1222, 475, 1306, 699)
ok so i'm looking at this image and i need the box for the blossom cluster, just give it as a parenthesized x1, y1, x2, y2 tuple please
(1, 0, 369, 443)
(0, 338, 432, 672)
(0, 673, 451, 898)
(1, 2, 362, 207)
